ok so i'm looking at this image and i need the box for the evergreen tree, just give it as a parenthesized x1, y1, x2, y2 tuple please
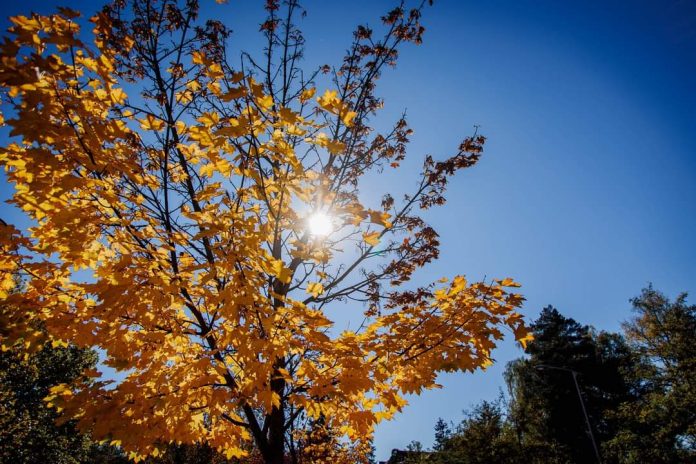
(432, 418, 451, 452)
(439, 399, 520, 464)
(504, 306, 636, 463)
(604, 287, 696, 463)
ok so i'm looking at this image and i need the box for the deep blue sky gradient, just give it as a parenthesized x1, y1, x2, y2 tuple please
(1, 0, 695, 460)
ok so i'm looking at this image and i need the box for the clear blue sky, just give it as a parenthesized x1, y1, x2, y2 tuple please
(1, 0, 695, 461)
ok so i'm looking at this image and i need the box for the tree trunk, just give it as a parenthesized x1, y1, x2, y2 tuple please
(254, 404, 286, 464)
(266, 360, 287, 464)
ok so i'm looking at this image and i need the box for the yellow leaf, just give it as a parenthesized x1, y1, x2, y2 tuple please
(368, 210, 392, 228)
(48, 383, 72, 396)
(270, 259, 292, 284)
(191, 51, 206, 64)
(326, 139, 345, 154)
(306, 282, 324, 298)
(224, 447, 244, 459)
(317, 89, 338, 109)
(362, 231, 380, 246)
(221, 86, 246, 101)
(110, 87, 127, 104)
(299, 87, 316, 103)
(514, 324, 534, 349)
(186, 80, 201, 91)
(342, 110, 357, 127)
(139, 114, 165, 131)
(312, 133, 345, 154)
(197, 112, 220, 127)
(286, 124, 306, 136)
(258, 389, 281, 412)
(200, 158, 232, 178)
(256, 94, 274, 110)
(51, 339, 69, 348)
(450, 275, 467, 294)
(498, 277, 521, 288)
(278, 107, 299, 125)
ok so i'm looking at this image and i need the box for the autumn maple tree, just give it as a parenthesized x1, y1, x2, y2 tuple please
(0, 1, 531, 462)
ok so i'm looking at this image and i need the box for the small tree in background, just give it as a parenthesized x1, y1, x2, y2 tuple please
(432, 418, 451, 452)
(438, 399, 520, 464)
(0, 1, 530, 462)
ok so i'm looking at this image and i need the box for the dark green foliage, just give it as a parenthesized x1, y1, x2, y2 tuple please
(432, 418, 450, 452)
(392, 399, 523, 464)
(89, 441, 242, 464)
(147, 443, 236, 464)
(505, 306, 636, 463)
(435, 399, 521, 464)
(603, 287, 696, 463)
(0, 342, 98, 464)
(391, 441, 430, 464)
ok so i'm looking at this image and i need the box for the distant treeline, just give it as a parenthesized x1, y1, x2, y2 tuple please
(386, 286, 695, 464)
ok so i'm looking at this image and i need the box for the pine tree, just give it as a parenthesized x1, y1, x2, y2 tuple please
(432, 418, 451, 452)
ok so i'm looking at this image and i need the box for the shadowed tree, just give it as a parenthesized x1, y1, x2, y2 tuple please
(0, 338, 96, 464)
(604, 287, 696, 463)
(0, 1, 530, 462)
(505, 307, 638, 463)
(432, 418, 451, 452)
(433, 399, 520, 464)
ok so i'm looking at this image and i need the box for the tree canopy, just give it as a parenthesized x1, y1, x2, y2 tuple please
(604, 286, 696, 462)
(0, 1, 530, 462)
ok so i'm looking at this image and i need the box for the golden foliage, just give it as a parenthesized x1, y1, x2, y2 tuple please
(0, 2, 529, 462)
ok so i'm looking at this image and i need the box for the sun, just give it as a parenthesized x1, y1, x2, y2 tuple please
(307, 211, 333, 237)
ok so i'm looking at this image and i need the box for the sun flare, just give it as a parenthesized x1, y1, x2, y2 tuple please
(307, 211, 333, 237)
